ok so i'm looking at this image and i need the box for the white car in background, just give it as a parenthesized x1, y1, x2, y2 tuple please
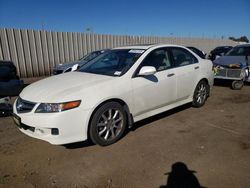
(13, 44, 214, 146)
(52, 49, 110, 75)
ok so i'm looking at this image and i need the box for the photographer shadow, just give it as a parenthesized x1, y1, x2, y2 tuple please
(160, 162, 206, 188)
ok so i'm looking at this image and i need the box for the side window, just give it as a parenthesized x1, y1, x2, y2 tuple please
(140, 48, 173, 72)
(171, 48, 198, 67)
(244, 47, 250, 56)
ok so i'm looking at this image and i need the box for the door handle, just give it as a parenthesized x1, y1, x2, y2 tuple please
(194, 66, 199, 70)
(167, 73, 175, 77)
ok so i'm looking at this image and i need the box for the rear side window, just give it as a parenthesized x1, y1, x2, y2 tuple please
(171, 47, 198, 67)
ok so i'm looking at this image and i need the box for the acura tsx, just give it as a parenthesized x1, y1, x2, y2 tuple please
(13, 44, 214, 146)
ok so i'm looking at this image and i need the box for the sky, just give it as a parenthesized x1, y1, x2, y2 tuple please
(0, 0, 250, 39)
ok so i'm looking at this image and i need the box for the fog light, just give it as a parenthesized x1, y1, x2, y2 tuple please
(51, 128, 59, 135)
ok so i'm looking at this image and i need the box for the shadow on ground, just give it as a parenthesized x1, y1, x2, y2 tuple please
(214, 79, 250, 89)
(130, 103, 192, 131)
(64, 103, 192, 149)
(63, 139, 94, 149)
(214, 79, 233, 88)
(159, 162, 206, 188)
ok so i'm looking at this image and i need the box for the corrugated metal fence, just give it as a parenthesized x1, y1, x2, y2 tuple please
(0, 28, 236, 78)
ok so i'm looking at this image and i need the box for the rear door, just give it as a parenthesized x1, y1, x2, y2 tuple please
(170, 47, 200, 101)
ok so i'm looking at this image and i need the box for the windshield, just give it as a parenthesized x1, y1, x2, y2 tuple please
(79, 51, 102, 62)
(78, 49, 145, 76)
(226, 46, 250, 56)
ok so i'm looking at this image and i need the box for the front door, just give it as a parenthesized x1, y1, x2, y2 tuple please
(131, 48, 177, 116)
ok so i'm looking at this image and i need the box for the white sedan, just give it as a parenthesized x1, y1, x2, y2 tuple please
(13, 44, 214, 146)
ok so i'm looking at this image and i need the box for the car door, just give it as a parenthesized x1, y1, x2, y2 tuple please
(131, 48, 177, 116)
(170, 47, 200, 101)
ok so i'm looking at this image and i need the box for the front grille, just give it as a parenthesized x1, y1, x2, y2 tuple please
(16, 97, 36, 113)
(227, 69, 242, 78)
(217, 69, 226, 77)
(216, 68, 242, 78)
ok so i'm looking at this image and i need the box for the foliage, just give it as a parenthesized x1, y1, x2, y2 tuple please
(229, 36, 249, 43)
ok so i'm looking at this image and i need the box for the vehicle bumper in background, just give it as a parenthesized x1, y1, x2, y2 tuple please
(52, 69, 64, 75)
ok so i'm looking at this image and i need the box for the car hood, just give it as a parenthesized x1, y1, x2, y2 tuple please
(54, 60, 87, 70)
(213, 56, 250, 66)
(20, 72, 114, 103)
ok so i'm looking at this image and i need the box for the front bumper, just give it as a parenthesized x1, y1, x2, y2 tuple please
(13, 99, 91, 145)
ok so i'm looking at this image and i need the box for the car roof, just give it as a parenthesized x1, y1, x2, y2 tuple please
(113, 43, 187, 50)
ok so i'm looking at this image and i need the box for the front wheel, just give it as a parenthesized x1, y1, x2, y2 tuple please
(231, 80, 244, 90)
(89, 102, 127, 146)
(192, 80, 209, 107)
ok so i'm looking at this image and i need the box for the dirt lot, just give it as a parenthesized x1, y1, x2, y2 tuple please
(0, 82, 250, 188)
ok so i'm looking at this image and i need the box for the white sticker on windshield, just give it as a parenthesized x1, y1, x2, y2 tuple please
(128, 49, 145, 54)
(114, 71, 122, 76)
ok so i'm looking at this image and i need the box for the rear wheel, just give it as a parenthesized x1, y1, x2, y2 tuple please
(89, 102, 127, 146)
(192, 80, 209, 107)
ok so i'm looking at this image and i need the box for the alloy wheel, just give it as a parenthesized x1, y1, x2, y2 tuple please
(97, 108, 124, 141)
(195, 83, 207, 104)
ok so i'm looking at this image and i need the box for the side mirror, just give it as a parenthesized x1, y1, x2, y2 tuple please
(138, 66, 156, 76)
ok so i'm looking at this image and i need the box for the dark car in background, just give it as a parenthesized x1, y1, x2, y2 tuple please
(187, 46, 206, 59)
(208, 46, 233, 61)
(0, 61, 24, 117)
(213, 44, 250, 89)
(52, 49, 110, 75)
(213, 44, 250, 67)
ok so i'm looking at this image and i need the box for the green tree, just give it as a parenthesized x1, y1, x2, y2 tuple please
(239, 36, 249, 43)
(229, 36, 249, 43)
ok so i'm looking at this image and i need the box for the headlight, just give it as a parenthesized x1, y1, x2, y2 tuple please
(245, 68, 249, 78)
(35, 100, 81, 113)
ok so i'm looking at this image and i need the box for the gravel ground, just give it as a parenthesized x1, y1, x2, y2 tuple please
(0, 81, 250, 188)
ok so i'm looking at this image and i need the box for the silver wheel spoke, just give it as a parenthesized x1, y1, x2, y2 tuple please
(111, 128, 115, 138)
(101, 114, 108, 121)
(197, 97, 201, 103)
(113, 110, 119, 119)
(99, 127, 107, 136)
(104, 130, 110, 140)
(97, 122, 106, 127)
(108, 109, 112, 120)
(114, 117, 122, 124)
(200, 85, 204, 91)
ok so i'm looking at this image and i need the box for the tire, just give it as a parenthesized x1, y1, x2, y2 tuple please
(89, 102, 127, 146)
(192, 80, 209, 108)
(231, 80, 243, 90)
